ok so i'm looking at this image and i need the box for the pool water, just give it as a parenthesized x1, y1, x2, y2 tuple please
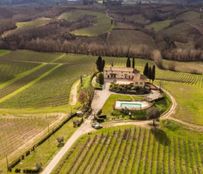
(120, 102, 142, 109)
(115, 101, 150, 110)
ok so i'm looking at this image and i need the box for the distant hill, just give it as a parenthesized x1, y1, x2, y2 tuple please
(0, 0, 202, 5)
(0, 0, 66, 5)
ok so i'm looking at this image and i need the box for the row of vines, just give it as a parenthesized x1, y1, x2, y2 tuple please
(54, 127, 203, 174)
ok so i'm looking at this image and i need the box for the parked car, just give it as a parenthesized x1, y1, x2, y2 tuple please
(91, 122, 102, 129)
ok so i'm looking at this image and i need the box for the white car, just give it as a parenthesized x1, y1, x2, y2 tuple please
(92, 122, 102, 129)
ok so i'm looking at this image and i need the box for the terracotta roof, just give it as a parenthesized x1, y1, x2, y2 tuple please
(140, 75, 147, 80)
(104, 66, 139, 73)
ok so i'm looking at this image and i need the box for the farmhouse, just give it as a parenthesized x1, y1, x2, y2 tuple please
(104, 66, 146, 87)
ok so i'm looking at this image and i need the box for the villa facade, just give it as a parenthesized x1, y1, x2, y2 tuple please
(104, 66, 146, 87)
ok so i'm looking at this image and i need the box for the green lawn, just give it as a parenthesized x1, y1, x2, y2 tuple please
(59, 10, 112, 36)
(102, 93, 170, 120)
(52, 122, 203, 174)
(102, 94, 144, 118)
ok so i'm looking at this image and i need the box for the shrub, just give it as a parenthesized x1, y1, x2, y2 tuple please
(96, 73, 104, 85)
(146, 107, 160, 120)
(15, 169, 21, 173)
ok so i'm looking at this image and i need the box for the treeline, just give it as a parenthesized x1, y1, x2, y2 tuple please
(0, 34, 153, 58)
(1, 34, 203, 62)
(0, 20, 16, 35)
(163, 49, 203, 61)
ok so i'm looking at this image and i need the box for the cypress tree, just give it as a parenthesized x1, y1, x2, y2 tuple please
(96, 56, 105, 72)
(101, 59, 105, 72)
(132, 58, 135, 68)
(126, 57, 131, 67)
(148, 66, 152, 80)
(98, 73, 104, 85)
(152, 65, 156, 82)
(96, 56, 102, 72)
(143, 63, 149, 77)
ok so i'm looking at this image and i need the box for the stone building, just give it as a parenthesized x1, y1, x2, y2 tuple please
(104, 66, 146, 87)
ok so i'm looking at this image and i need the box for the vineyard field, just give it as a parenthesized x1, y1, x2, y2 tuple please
(0, 50, 63, 63)
(0, 55, 96, 110)
(58, 10, 112, 37)
(0, 116, 56, 163)
(0, 61, 39, 84)
(11, 117, 76, 173)
(53, 123, 203, 174)
(0, 64, 56, 100)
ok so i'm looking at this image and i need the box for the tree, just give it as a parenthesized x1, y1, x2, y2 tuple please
(96, 56, 102, 72)
(96, 56, 105, 72)
(35, 162, 43, 172)
(148, 66, 152, 80)
(102, 59, 105, 71)
(126, 57, 131, 67)
(97, 73, 104, 85)
(56, 137, 64, 147)
(143, 63, 149, 78)
(80, 75, 83, 86)
(132, 57, 135, 68)
(152, 65, 156, 82)
(146, 107, 160, 129)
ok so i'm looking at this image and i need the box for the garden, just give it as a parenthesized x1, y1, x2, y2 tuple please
(101, 94, 171, 121)
(109, 82, 150, 95)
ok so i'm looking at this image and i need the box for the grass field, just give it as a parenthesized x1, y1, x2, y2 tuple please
(53, 121, 203, 174)
(161, 82, 203, 126)
(0, 49, 10, 56)
(177, 11, 201, 24)
(146, 19, 173, 32)
(108, 30, 156, 49)
(16, 17, 51, 29)
(59, 10, 112, 36)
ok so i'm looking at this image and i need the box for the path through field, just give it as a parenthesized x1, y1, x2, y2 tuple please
(69, 80, 80, 106)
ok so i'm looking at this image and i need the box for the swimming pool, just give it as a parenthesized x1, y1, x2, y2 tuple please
(115, 101, 151, 110)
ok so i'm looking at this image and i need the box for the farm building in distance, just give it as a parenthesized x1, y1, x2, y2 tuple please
(104, 66, 146, 87)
